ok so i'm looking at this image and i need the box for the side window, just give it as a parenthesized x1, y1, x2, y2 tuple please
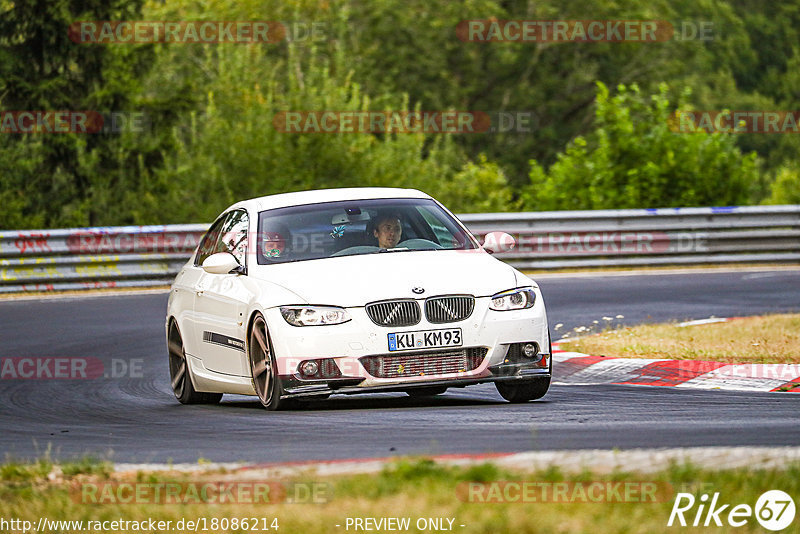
(194, 216, 227, 267)
(194, 210, 249, 268)
(219, 210, 249, 266)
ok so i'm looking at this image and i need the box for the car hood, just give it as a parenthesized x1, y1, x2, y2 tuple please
(250, 250, 520, 307)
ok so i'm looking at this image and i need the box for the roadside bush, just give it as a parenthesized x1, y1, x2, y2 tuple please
(520, 83, 760, 210)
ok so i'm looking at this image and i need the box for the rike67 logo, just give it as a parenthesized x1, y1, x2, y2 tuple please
(668, 490, 796, 531)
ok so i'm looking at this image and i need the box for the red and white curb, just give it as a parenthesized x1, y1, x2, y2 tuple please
(552, 351, 800, 393)
(551, 315, 800, 392)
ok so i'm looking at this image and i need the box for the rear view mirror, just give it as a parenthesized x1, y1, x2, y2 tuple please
(332, 208, 371, 225)
(202, 252, 241, 274)
(482, 232, 516, 254)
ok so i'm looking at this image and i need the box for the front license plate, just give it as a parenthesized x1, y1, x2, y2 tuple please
(388, 328, 462, 351)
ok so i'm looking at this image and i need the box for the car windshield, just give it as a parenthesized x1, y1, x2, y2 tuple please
(256, 198, 478, 265)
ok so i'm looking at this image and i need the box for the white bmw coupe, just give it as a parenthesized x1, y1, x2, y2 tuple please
(166, 188, 551, 410)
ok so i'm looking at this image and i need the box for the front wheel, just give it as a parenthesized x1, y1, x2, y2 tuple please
(167, 321, 222, 405)
(249, 314, 289, 411)
(495, 378, 550, 403)
(495, 331, 553, 403)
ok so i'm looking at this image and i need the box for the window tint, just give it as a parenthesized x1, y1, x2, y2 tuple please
(218, 210, 249, 266)
(194, 210, 249, 268)
(417, 205, 469, 248)
(194, 216, 227, 267)
(257, 198, 478, 265)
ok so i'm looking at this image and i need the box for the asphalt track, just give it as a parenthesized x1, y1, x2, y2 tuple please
(0, 269, 798, 463)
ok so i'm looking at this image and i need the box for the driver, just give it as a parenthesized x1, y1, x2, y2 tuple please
(261, 223, 291, 259)
(372, 212, 403, 249)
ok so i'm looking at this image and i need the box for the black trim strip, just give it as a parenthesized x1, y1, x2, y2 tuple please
(202, 331, 245, 353)
(277, 372, 550, 399)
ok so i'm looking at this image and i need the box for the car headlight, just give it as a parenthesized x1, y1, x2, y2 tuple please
(280, 306, 351, 326)
(489, 288, 536, 311)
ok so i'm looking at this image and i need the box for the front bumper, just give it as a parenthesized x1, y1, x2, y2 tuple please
(265, 293, 550, 397)
(279, 359, 551, 399)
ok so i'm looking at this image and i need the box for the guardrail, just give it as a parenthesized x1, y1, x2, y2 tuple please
(466, 205, 800, 269)
(1, 205, 798, 293)
(0, 225, 205, 294)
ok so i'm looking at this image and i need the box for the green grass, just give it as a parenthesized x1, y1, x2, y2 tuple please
(559, 313, 800, 364)
(1, 456, 110, 482)
(2, 457, 799, 533)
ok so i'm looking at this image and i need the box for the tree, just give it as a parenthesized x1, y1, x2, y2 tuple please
(132, 23, 480, 223)
(521, 82, 760, 210)
(763, 164, 800, 205)
(0, 0, 162, 227)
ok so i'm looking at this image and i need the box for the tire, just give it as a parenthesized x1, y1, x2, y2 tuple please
(249, 313, 291, 411)
(495, 377, 550, 403)
(405, 386, 448, 397)
(167, 321, 222, 405)
(495, 331, 553, 403)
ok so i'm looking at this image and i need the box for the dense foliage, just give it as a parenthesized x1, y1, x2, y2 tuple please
(1, 0, 798, 228)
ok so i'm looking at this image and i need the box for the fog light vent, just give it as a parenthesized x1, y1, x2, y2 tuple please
(505, 342, 542, 364)
(297, 358, 342, 379)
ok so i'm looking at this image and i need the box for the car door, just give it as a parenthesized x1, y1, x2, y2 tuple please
(177, 215, 227, 360)
(192, 209, 253, 377)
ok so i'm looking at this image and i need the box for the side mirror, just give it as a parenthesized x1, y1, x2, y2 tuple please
(202, 252, 241, 274)
(482, 231, 516, 254)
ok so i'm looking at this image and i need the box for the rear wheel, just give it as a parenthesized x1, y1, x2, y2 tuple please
(405, 386, 448, 397)
(249, 314, 289, 411)
(167, 321, 222, 405)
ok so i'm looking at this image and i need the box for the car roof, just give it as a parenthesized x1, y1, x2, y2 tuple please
(225, 187, 433, 213)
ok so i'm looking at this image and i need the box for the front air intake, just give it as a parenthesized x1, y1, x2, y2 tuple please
(365, 299, 421, 327)
(425, 295, 475, 324)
